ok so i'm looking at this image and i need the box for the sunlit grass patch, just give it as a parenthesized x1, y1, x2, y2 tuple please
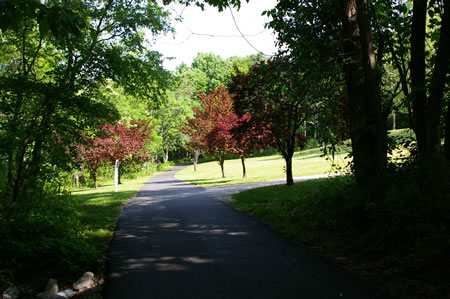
(175, 146, 350, 186)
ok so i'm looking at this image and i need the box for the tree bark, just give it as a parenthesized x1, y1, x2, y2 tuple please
(79, 165, 87, 186)
(426, 0, 449, 156)
(241, 155, 247, 178)
(410, 0, 449, 159)
(445, 98, 450, 159)
(220, 155, 226, 178)
(410, 0, 428, 157)
(285, 156, 294, 186)
(74, 169, 79, 188)
(118, 163, 122, 184)
(163, 147, 169, 163)
(339, 0, 386, 197)
(192, 149, 200, 171)
(93, 171, 98, 189)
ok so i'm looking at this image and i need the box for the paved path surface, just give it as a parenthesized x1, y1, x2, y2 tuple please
(104, 165, 388, 299)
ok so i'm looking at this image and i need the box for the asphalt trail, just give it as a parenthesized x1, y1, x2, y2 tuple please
(104, 165, 388, 299)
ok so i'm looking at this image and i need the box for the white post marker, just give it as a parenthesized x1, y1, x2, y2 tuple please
(114, 159, 119, 192)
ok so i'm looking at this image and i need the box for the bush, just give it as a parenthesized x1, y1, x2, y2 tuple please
(0, 192, 100, 290)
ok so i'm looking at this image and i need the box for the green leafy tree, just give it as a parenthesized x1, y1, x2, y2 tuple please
(229, 57, 315, 186)
(0, 0, 171, 205)
(154, 90, 194, 163)
(191, 52, 233, 93)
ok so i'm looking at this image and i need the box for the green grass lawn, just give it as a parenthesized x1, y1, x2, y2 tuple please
(229, 173, 449, 299)
(175, 146, 351, 186)
(71, 166, 174, 255)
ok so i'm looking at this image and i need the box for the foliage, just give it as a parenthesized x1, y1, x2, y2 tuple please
(0, 192, 99, 290)
(0, 0, 171, 204)
(205, 113, 237, 178)
(190, 53, 233, 94)
(153, 89, 194, 163)
(231, 114, 274, 158)
(76, 120, 154, 189)
(174, 53, 265, 99)
(184, 86, 236, 176)
(229, 57, 316, 185)
(184, 86, 233, 151)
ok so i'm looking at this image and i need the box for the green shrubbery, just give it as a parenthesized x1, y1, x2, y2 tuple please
(0, 160, 173, 291)
(0, 193, 99, 290)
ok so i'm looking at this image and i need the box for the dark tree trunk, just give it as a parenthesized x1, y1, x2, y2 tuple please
(285, 156, 294, 186)
(241, 156, 247, 178)
(445, 99, 450, 160)
(426, 0, 449, 156)
(79, 165, 87, 186)
(93, 171, 98, 189)
(410, 0, 449, 159)
(118, 163, 122, 184)
(220, 155, 226, 178)
(411, 0, 429, 157)
(339, 0, 386, 197)
(11, 140, 28, 204)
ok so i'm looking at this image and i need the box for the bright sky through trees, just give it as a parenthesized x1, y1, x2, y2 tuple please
(152, 0, 278, 70)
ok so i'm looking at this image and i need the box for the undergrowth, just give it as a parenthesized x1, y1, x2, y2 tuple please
(230, 160, 450, 298)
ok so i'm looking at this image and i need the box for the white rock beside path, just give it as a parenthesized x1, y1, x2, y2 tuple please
(45, 279, 59, 293)
(73, 272, 95, 291)
(37, 292, 65, 299)
(3, 286, 20, 299)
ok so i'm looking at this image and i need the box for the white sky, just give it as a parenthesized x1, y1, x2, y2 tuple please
(150, 0, 278, 71)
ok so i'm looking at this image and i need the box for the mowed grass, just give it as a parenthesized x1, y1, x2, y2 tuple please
(71, 174, 157, 254)
(175, 146, 351, 186)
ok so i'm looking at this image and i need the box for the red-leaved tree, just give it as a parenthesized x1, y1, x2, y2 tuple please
(205, 114, 238, 178)
(229, 57, 313, 185)
(231, 114, 275, 178)
(77, 119, 154, 188)
(184, 86, 235, 173)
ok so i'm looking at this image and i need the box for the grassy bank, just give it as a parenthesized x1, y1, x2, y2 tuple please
(175, 146, 350, 186)
(229, 175, 450, 299)
(73, 161, 176, 257)
(0, 162, 174, 295)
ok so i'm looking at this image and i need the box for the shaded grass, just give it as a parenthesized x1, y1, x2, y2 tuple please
(229, 174, 450, 299)
(71, 174, 157, 254)
(176, 146, 350, 186)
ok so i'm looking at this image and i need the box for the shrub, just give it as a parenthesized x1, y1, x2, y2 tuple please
(0, 192, 100, 289)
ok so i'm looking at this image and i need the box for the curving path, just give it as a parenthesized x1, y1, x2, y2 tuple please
(104, 165, 388, 299)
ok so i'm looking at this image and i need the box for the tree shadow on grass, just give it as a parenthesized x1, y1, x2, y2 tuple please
(183, 178, 235, 186)
(73, 190, 138, 230)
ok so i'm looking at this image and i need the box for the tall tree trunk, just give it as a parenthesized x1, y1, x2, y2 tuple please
(241, 155, 247, 178)
(393, 110, 397, 130)
(118, 163, 122, 184)
(74, 169, 79, 188)
(93, 170, 98, 189)
(426, 0, 450, 156)
(79, 165, 87, 186)
(192, 149, 200, 171)
(411, 0, 449, 159)
(163, 147, 169, 163)
(339, 0, 386, 197)
(220, 155, 226, 178)
(11, 140, 28, 204)
(285, 156, 294, 186)
(445, 99, 450, 159)
(410, 0, 428, 157)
